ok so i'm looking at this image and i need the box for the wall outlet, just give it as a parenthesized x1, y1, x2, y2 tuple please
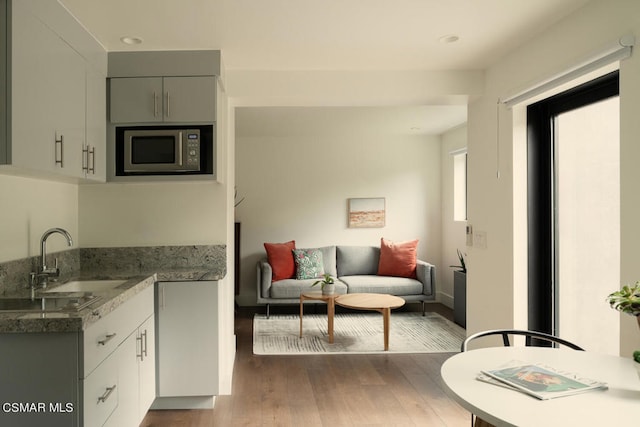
(474, 230, 487, 249)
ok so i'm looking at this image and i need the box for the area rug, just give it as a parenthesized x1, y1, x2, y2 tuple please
(253, 312, 466, 355)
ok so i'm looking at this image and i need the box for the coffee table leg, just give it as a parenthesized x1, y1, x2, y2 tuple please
(299, 295, 305, 338)
(328, 298, 335, 343)
(382, 308, 390, 351)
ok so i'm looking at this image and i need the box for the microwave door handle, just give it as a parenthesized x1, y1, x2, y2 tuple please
(153, 91, 158, 117)
(177, 132, 183, 166)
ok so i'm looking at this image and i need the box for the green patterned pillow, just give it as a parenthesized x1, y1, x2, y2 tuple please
(293, 248, 325, 279)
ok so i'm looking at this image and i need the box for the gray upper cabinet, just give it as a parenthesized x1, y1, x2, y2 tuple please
(85, 65, 107, 181)
(1, 0, 107, 182)
(110, 76, 216, 124)
(109, 77, 163, 123)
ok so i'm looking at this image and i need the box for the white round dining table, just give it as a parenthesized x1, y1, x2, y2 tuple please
(440, 346, 640, 426)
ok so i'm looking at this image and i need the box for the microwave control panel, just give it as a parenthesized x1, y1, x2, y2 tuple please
(185, 131, 200, 167)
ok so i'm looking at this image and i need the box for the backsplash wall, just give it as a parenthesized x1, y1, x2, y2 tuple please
(0, 245, 226, 297)
(0, 175, 79, 263)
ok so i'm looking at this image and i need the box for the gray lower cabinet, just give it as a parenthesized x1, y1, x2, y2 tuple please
(0, 285, 155, 427)
(453, 270, 467, 328)
(153, 281, 217, 409)
(109, 76, 216, 124)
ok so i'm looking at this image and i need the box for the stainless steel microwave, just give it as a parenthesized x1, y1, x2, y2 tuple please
(115, 125, 214, 176)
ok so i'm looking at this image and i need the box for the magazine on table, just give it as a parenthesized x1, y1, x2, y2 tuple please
(478, 361, 608, 400)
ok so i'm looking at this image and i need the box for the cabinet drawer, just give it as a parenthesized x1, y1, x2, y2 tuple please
(83, 285, 154, 377)
(83, 351, 118, 427)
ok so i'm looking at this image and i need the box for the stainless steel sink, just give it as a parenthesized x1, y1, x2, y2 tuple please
(0, 295, 102, 312)
(44, 279, 126, 293)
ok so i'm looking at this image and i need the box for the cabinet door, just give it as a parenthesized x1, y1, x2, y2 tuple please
(85, 66, 106, 181)
(156, 281, 217, 396)
(11, 1, 85, 178)
(138, 314, 156, 421)
(52, 38, 85, 179)
(110, 77, 163, 123)
(163, 76, 216, 122)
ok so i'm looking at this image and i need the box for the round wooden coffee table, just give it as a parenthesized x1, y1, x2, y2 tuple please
(335, 293, 405, 351)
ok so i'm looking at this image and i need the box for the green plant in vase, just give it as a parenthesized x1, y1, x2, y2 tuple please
(312, 274, 336, 295)
(607, 282, 640, 375)
(449, 249, 467, 273)
(607, 282, 640, 317)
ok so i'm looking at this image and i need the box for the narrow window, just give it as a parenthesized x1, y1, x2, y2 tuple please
(453, 151, 467, 221)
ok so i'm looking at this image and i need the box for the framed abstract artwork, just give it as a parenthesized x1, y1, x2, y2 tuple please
(348, 198, 385, 228)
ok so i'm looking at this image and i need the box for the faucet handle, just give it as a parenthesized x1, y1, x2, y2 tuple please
(53, 258, 61, 276)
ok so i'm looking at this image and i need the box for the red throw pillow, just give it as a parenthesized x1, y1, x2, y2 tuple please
(264, 240, 296, 281)
(377, 237, 418, 278)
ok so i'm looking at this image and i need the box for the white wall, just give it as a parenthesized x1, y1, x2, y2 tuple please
(440, 125, 467, 308)
(235, 109, 442, 306)
(0, 174, 78, 262)
(467, 0, 640, 356)
(78, 181, 227, 247)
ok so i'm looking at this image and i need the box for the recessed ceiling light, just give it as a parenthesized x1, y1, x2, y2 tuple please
(120, 36, 143, 45)
(438, 34, 460, 44)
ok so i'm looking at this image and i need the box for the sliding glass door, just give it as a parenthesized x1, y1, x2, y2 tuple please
(527, 71, 620, 354)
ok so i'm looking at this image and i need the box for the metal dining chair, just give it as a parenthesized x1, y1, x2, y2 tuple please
(461, 328, 584, 352)
(460, 329, 584, 427)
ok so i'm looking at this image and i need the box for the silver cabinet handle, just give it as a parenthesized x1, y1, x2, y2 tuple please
(142, 329, 148, 358)
(136, 334, 143, 360)
(82, 146, 89, 172)
(97, 385, 116, 404)
(55, 135, 64, 167)
(89, 146, 95, 174)
(98, 333, 116, 346)
(136, 329, 148, 361)
(153, 91, 158, 117)
(166, 91, 170, 117)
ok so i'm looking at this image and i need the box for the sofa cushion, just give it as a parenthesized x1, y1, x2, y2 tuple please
(377, 238, 418, 278)
(317, 245, 337, 277)
(270, 278, 348, 299)
(337, 246, 380, 276)
(264, 240, 296, 281)
(339, 275, 423, 296)
(293, 248, 325, 279)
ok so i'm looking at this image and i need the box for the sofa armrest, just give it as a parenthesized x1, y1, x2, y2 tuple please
(256, 258, 272, 300)
(416, 259, 436, 298)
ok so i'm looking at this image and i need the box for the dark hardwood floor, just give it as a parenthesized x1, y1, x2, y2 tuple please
(140, 304, 470, 427)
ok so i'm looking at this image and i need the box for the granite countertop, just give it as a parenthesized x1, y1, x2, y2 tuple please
(0, 275, 156, 334)
(0, 268, 225, 334)
(0, 245, 226, 333)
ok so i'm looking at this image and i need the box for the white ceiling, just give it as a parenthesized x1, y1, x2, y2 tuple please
(59, 0, 592, 135)
(60, 0, 590, 71)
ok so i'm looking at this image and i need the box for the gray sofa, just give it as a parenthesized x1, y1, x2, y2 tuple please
(256, 245, 436, 317)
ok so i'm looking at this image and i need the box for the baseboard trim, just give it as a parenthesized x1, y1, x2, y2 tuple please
(151, 396, 215, 410)
(439, 291, 454, 309)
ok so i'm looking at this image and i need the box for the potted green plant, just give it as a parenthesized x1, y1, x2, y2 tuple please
(312, 274, 335, 295)
(607, 282, 640, 320)
(450, 248, 467, 273)
(607, 282, 640, 377)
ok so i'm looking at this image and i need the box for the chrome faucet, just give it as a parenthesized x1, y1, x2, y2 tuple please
(30, 228, 73, 291)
